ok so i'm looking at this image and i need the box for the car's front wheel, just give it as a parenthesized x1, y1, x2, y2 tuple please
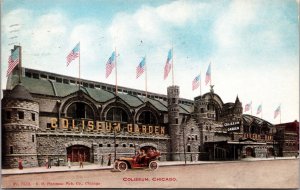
(149, 161, 159, 171)
(118, 161, 128, 172)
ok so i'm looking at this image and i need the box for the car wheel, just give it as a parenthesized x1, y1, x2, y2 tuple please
(118, 161, 128, 172)
(149, 161, 159, 171)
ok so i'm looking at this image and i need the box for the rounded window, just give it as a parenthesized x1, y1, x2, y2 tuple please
(138, 111, 157, 125)
(106, 107, 128, 122)
(67, 102, 94, 119)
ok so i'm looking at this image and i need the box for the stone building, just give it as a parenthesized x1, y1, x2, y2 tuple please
(275, 121, 299, 157)
(2, 46, 286, 169)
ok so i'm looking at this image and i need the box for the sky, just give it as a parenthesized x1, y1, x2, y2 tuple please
(1, 0, 299, 124)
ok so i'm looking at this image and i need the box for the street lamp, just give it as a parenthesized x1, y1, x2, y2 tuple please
(113, 123, 117, 161)
(272, 127, 276, 159)
(182, 124, 187, 165)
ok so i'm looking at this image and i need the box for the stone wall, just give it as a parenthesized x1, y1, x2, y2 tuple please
(2, 99, 39, 168)
(35, 97, 58, 113)
(2, 100, 39, 127)
(36, 134, 169, 166)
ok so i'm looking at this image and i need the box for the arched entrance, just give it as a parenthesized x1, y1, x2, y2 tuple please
(67, 145, 90, 162)
(245, 147, 254, 157)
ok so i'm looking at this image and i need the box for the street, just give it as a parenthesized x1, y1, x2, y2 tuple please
(2, 159, 299, 188)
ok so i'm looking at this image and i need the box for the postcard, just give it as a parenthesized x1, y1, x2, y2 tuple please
(1, 0, 299, 189)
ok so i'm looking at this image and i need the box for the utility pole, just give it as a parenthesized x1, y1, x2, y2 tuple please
(183, 124, 186, 165)
(113, 124, 117, 161)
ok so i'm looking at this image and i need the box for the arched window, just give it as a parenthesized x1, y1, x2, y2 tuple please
(138, 111, 157, 125)
(67, 102, 94, 119)
(106, 107, 128, 122)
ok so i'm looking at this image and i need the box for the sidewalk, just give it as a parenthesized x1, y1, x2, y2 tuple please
(2, 157, 298, 175)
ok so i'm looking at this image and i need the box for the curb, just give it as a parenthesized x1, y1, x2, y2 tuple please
(2, 158, 298, 176)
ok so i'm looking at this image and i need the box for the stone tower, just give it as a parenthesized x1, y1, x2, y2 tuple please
(2, 84, 39, 168)
(233, 96, 243, 133)
(194, 96, 207, 122)
(167, 85, 180, 161)
(233, 96, 243, 116)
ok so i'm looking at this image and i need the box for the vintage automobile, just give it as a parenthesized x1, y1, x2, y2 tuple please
(114, 148, 160, 171)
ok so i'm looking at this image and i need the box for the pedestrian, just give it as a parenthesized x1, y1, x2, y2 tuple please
(79, 154, 83, 168)
(18, 158, 23, 170)
(101, 155, 104, 166)
(57, 158, 60, 167)
(45, 157, 49, 169)
(67, 158, 71, 169)
(108, 154, 111, 166)
(48, 157, 52, 168)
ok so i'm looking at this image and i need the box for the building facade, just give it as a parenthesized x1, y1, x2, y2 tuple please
(275, 121, 299, 157)
(2, 64, 287, 168)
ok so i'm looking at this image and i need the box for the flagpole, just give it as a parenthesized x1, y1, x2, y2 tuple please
(171, 45, 174, 86)
(78, 42, 81, 90)
(280, 104, 281, 124)
(251, 102, 252, 115)
(145, 56, 148, 100)
(200, 71, 202, 96)
(115, 47, 118, 95)
(18, 45, 22, 84)
(210, 62, 212, 86)
(261, 104, 263, 119)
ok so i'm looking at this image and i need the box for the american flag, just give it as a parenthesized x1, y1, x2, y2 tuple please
(136, 57, 146, 79)
(192, 74, 200, 90)
(274, 105, 281, 119)
(164, 49, 172, 80)
(106, 51, 116, 78)
(66, 43, 80, 66)
(205, 63, 211, 85)
(244, 101, 252, 112)
(7, 47, 20, 76)
(257, 104, 262, 115)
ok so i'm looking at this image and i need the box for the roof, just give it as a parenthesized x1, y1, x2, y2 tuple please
(179, 104, 193, 114)
(242, 114, 273, 127)
(11, 76, 55, 96)
(5, 84, 34, 101)
(8, 76, 192, 114)
(118, 93, 144, 107)
(138, 97, 168, 111)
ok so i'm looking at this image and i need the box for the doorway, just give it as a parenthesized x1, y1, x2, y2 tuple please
(67, 145, 90, 162)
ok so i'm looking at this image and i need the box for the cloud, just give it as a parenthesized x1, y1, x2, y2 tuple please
(1, 1, 298, 123)
(31, 13, 68, 50)
(156, 1, 205, 26)
(213, 0, 259, 49)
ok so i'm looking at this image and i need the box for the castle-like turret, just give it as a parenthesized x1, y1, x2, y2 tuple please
(234, 96, 242, 115)
(167, 85, 180, 161)
(2, 84, 39, 168)
(194, 96, 209, 123)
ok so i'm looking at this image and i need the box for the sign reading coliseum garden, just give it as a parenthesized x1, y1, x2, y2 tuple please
(223, 121, 241, 132)
(49, 118, 166, 135)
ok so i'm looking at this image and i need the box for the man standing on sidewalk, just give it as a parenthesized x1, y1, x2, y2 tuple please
(48, 157, 52, 169)
(68, 158, 71, 169)
(45, 157, 48, 169)
(108, 154, 111, 166)
(101, 155, 104, 166)
(79, 154, 83, 168)
(18, 158, 23, 170)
